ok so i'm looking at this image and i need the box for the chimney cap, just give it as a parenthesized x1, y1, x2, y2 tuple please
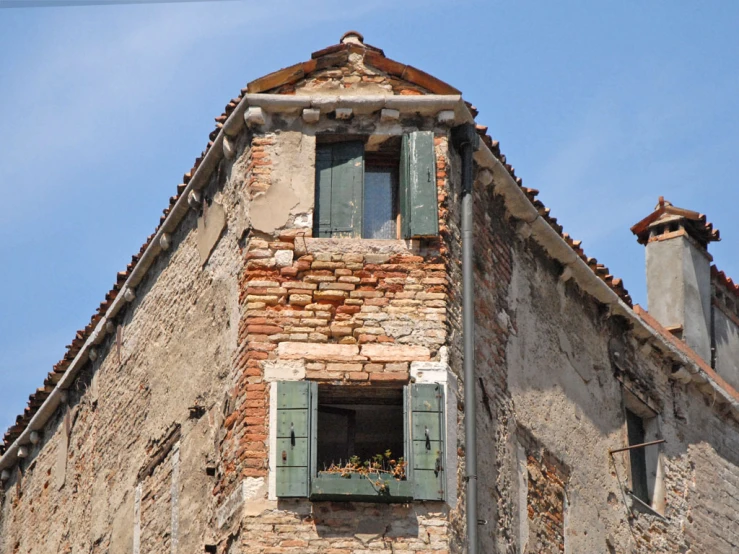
(630, 197, 720, 247)
(341, 30, 365, 45)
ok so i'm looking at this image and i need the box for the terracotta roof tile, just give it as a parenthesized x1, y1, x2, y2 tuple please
(712, 265, 739, 298)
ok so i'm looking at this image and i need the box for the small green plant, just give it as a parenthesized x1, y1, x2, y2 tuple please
(320, 450, 407, 486)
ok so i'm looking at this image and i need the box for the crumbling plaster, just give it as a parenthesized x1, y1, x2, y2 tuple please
(4, 47, 739, 553)
(248, 130, 315, 235)
(243, 110, 445, 237)
(505, 245, 634, 552)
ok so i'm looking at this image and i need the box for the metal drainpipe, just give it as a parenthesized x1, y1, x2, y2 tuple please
(452, 123, 480, 554)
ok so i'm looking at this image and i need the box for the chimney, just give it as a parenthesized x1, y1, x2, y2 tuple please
(631, 197, 720, 362)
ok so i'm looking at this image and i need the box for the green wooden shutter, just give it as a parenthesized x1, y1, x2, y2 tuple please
(314, 142, 364, 238)
(315, 145, 334, 238)
(410, 383, 445, 501)
(400, 131, 439, 238)
(330, 141, 364, 237)
(275, 381, 316, 497)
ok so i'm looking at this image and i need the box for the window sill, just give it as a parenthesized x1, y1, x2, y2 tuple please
(310, 473, 413, 503)
(303, 237, 417, 257)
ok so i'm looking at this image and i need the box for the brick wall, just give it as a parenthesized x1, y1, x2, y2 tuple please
(139, 445, 176, 553)
(212, 123, 455, 551)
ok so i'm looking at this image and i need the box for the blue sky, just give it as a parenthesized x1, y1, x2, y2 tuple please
(1, 0, 738, 433)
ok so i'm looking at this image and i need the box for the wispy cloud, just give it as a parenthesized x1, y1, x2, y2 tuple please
(0, 0, 404, 231)
(0, 0, 424, 436)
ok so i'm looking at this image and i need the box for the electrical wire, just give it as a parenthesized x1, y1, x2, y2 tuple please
(1, 0, 241, 8)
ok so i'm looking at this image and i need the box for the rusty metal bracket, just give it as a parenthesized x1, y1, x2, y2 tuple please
(608, 439, 665, 455)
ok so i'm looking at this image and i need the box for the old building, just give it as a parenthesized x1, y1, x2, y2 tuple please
(2, 32, 739, 553)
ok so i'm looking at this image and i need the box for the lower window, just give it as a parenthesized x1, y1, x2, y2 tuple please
(275, 381, 445, 502)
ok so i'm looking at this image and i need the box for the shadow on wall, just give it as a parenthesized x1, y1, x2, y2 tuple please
(310, 501, 424, 539)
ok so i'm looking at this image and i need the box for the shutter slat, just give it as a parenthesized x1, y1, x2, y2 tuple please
(401, 131, 439, 238)
(275, 381, 314, 497)
(410, 382, 445, 501)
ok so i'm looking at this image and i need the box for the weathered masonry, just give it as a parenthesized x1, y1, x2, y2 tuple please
(2, 32, 739, 553)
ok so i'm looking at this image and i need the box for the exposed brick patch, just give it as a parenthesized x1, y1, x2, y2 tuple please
(245, 135, 275, 198)
(239, 501, 450, 553)
(140, 448, 175, 554)
(525, 454, 568, 553)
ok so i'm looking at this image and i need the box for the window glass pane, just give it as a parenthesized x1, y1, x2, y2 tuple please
(363, 168, 396, 239)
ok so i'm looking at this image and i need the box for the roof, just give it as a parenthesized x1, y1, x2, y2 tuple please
(712, 265, 739, 298)
(634, 305, 739, 404)
(3, 34, 636, 454)
(630, 196, 720, 247)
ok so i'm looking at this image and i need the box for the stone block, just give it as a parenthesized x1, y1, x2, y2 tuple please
(245, 106, 265, 126)
(302, 108, 320, 123)
(436, 110, 456, 126)
(289, 294, 312, 306)
(274, 250, 294, 268)
(314, 290, 348, 299)
(360, 344, 431, 362)
(262, 360, 306, 382)
(330, 325, 354, 337)
(246, 295, 280, 305)
(283, 281, 318, 290)
(319, 282, 356, 291)
(277, 342, 367, 362)
(380, 108, 400, 122)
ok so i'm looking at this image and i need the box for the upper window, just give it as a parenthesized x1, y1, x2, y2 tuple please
(275, 381, 445, 503)
(313, 132, 439, 240)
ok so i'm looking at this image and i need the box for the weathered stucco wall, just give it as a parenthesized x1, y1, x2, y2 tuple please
(432, 129, 739, 553)
(478, 197, 739, 553)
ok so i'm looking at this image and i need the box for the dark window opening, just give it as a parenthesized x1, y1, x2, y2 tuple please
(625, 408, 649, 504)
(316, 386, 404, 474)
